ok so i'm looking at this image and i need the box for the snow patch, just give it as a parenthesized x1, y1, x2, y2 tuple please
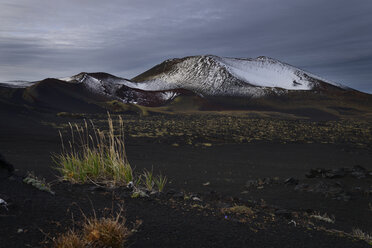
(58, 76, 75, 82)
(214, 56, 313, 90)
(0, 80, 35, 88)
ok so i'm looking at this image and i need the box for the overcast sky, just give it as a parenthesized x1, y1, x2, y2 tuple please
(0, 0, 371, 92)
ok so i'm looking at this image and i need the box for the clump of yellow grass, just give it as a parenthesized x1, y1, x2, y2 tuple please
(54, 113, 133, 186)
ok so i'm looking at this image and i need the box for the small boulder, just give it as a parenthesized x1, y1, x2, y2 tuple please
(0, 198, 8, 211)
(245, 180, 257, 188)
(351, 165, 367, 179)
(325, 168, 346, 179)
(172, 192, 184, 199)
(275, 209, 292, 219)
(294, 183, 309, 191)
(284, 177, 299, 185)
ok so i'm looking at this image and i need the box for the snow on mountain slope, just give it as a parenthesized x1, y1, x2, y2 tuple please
(214, 56, 346, 90)
(128, 56, 266, 97)
(129, 55, 348, 97)
(58, 72, 181, 105)
(1, 55, 350, 106)
(0, 80, 35, 88)
(59, 73, 129, 95)
(215, 56, 309, 90)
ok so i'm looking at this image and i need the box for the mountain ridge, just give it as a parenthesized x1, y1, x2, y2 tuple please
(129, 55, 352, 96)
(0, 55, 371, 119)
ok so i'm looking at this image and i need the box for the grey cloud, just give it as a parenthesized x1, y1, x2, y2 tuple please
(0, 0, 371, 92)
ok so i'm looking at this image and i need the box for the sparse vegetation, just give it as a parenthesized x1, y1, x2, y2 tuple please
(140, 169, 154, 191)
(222, 205, 254, 216)
(352, 228, 372, 244)
(47, 113, 372, 150)
(53, 114, 133, 186)
(155, 174, 168, 192)
(57, 112, 85, 118)
(23, 172, 55, 195)
(53, 114, 167, 191)
(138, 169, 168, 193)
(310, 213, 335, 223)
(52, 209, 139, 248)
(106, 114, 372, 150)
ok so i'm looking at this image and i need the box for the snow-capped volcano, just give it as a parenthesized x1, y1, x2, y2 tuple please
(129, 55, 349, 97)
(1, 55, 370, 116)
(1, 55, 356, 109)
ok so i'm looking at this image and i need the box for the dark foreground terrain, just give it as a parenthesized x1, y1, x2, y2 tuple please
(0, 110, 372, 247)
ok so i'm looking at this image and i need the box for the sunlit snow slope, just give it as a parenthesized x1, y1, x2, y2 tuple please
(130, 55, 348, 97)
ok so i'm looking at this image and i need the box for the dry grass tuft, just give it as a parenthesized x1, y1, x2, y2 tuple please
(83, 216, 131, 248)
(53, 231, 84, 248)
(222, 205, 254, 216)
(352, 228, 372, 244)
(53, 210, 138, 248)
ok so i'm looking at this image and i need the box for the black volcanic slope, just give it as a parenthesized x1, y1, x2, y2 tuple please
(23, 78, 110, 113)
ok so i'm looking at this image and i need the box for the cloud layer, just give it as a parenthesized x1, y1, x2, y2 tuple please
(0, 0, 371, 92)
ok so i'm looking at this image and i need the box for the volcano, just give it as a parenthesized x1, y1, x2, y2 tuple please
(1, 55, 371, 118)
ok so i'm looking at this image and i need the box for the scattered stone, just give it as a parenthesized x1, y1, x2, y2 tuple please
(208, 190, 216, 195)
(192, 196, 202, 202)
(166, 189, 177, 195)
(0, 198, 8, 211)
(288, 220, 297, 226)
(245, 177, 280, 189)
(334, 193, 351, 202)
(353, 186, 362, 191)
(127, 181, 134, 190)
(0, 153, 15, 174)
(306, 166, 370, 180)
(353, 165, 366, 171)
(216, 202, 232, 209)
(294, 183, 309, 191)
(0, 194, 10, 202)
(172, 192, 184, 199)
(263, 177, 273, 184)
(275, 209, 292, 219)
(325, 168, 346, 179)
(306, 168, 324, 178)
(89, 186, 105, 192)
(245, 180, 257, 188)
(295, 180, 350, 201)
(284, 177, 299, 185)
(351, 165, 367, 179)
